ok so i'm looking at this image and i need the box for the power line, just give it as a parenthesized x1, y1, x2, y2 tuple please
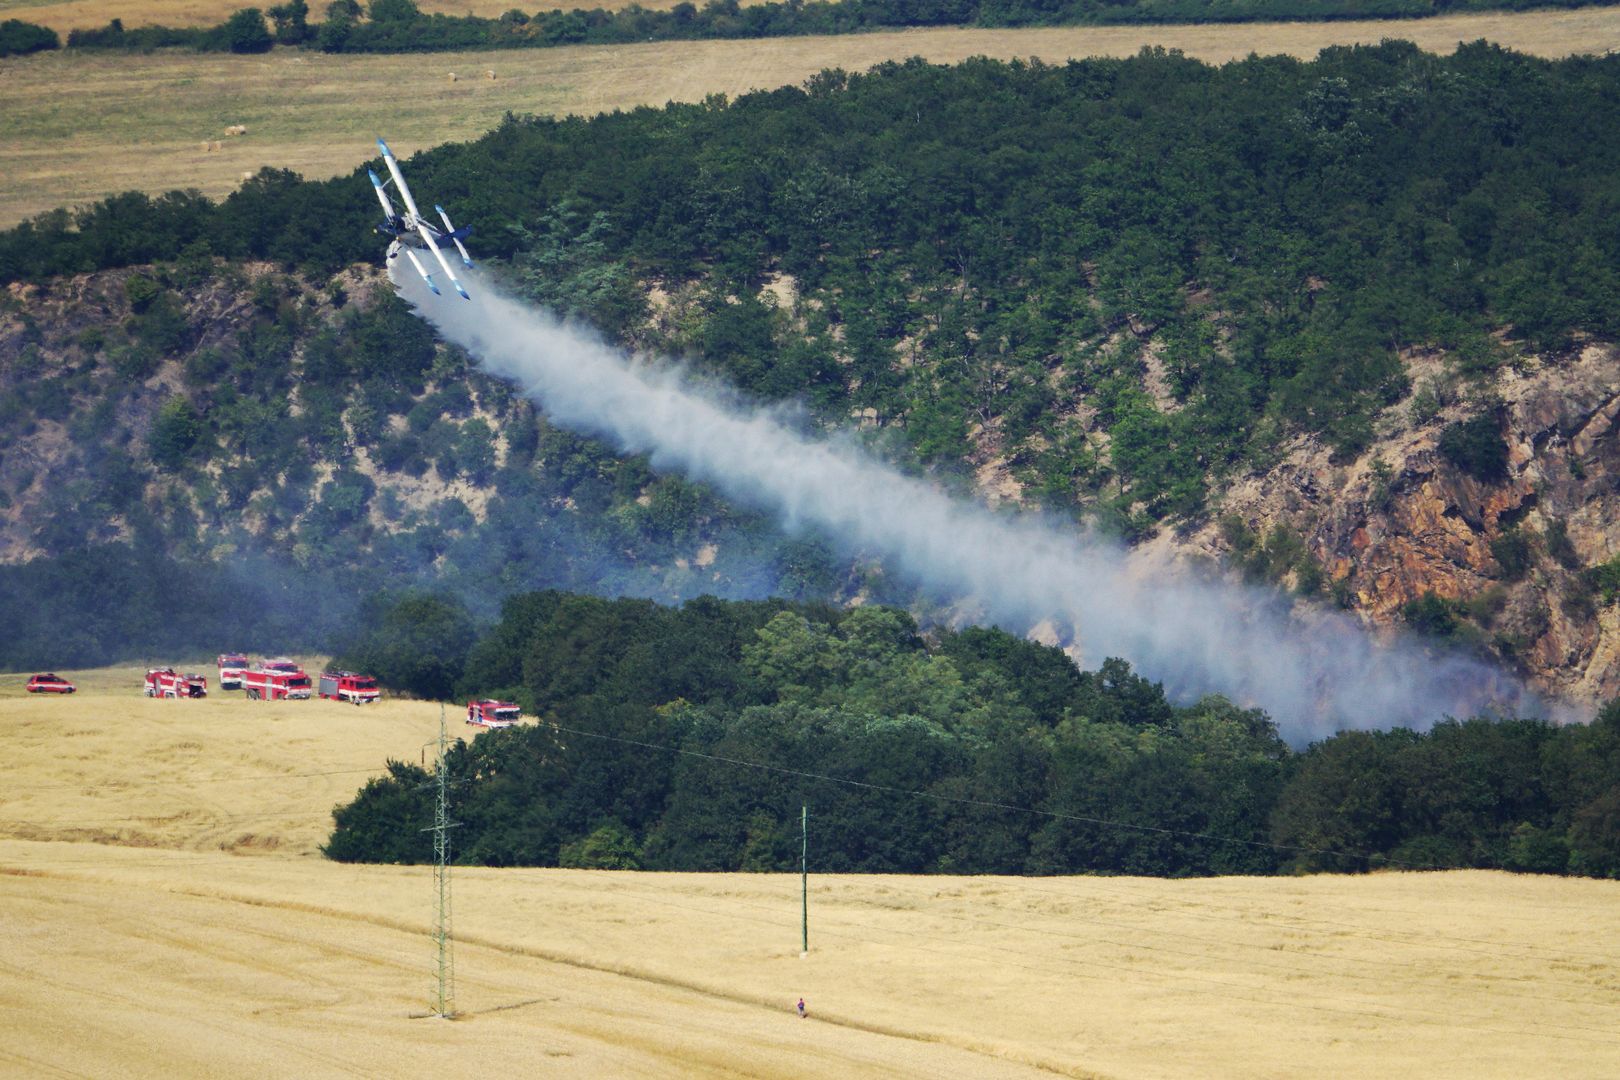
(422, 705, 459, 1020)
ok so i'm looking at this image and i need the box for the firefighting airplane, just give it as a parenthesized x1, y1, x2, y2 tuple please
(368, 138, 473, 299)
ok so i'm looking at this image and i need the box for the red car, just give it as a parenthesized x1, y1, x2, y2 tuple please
(26, 673, 76, 694)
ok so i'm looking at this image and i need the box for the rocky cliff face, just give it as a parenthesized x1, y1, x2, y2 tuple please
(1191, 343, 1620, 708)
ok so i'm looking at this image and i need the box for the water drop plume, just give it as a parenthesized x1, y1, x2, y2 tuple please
(392, 266, 1545, 743)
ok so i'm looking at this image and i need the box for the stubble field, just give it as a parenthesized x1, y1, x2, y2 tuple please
(1, 669, 1619, 1078)
(2, 9, 1620, 227)
(0, 0, 720, 35)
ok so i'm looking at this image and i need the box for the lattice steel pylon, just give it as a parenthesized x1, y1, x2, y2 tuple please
(427, 704, 458, 1019)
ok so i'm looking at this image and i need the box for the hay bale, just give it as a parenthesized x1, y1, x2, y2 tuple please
(200, 141, 211, 152)
(485, 69, 495, 80)
(241, 171, 254, 181)
(447, 72, 457, 82)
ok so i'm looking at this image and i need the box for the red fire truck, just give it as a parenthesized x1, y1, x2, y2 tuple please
(242, 661, 312, 701)
(145, 668, 208, 698)
(217, 654, 249, 690)
(466, 700, 521, 728)
(319, 671, 380, 705)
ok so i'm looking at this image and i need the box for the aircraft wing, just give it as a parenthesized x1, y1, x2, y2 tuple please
(367, 169, 396, 220)
(420, 228, 470, 300)
(399, 245, 440, 295)
(376, 139, 423, 221)
(436, 205, 474, 268)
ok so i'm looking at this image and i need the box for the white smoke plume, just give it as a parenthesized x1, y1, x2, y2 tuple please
(393, 266, 1545, 744)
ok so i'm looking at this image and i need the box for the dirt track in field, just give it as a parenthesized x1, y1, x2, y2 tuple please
(2, 668, 1620, 1078)
(3, 8, 1620, 227)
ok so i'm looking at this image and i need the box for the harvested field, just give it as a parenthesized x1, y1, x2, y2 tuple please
(2, 668, 1619, 1078)
(0, 0, 720, 35)
(3, 9, 1620, 227)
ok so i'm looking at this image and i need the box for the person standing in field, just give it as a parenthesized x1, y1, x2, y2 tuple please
(797, 998, 806, 1019)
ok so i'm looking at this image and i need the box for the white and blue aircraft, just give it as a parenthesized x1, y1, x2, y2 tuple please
(368, 138, 473, 300)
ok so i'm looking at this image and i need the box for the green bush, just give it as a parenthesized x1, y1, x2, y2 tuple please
(1589, 557, 1620, 607)
(1490, 529, 1535, 582)
(147, 393, 204, 469)
(222, 8, 273, 52)
(558, 822, 641, 869)
(0, 19, 58, 57)
(1438, 413, 1509, 484)
(1402, 592, 1460, 638)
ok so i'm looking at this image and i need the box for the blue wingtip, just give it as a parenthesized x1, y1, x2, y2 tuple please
(462, 257, 474, 269)
(377, 138, 392, 156)
(456, 286, 471, 300)
(426, 277, 441, 296)
(368, 169, 383, 186)
(434, 204, 445, 214)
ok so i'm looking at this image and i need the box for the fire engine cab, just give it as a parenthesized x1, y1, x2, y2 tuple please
(243, 660, 312, 701)
(319, 671, 380, 705)
(217, 654, 249, 690)
(145, 668, 208, 698)
(467, 700, 521, 728)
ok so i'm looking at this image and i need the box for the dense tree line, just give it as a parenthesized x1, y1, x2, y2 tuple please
(325, 590, 1620, 878)
(45, 0, 1620, 58)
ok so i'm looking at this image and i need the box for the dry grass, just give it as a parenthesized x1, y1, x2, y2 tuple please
(2, 668, 1620, 1078)
(0, 660, 444, 853)
(3, 9, 1620, 228)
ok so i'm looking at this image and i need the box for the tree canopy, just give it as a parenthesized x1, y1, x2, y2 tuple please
(324, 591, 1620, 879)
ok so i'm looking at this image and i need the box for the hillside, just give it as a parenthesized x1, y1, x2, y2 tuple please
(2, 675, 1619, 1078)
(5, 44, 1620, 711)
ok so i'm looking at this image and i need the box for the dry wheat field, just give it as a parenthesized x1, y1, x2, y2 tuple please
(0, 0, 722, 36)
(1, 668, 1618, 1078)
(2, 9, 1620, 227)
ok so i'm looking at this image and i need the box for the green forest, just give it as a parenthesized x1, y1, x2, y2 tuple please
(4, 43, 1620, 668)
(324, 591, 1620, 878)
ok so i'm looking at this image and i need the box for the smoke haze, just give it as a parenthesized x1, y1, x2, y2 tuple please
(393, 266, 1544, 743)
